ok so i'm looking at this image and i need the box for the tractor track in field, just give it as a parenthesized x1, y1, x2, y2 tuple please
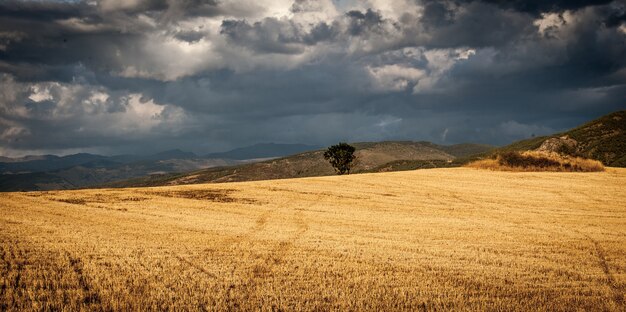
(65, 251, 102, 305)
(224, 192, 315, 307)
(583, 234, 624, 308)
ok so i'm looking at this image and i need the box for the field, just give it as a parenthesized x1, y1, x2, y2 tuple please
(1, 168, 625, 311)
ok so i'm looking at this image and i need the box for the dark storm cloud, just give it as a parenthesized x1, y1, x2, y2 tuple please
(416, 1, 534, 48)
(0, 0, 94, 20)
(345, 9, 389, 36)
(220, 18, 307, 54)
(0, 0, 224, 80)
(604, 7, 626, 27)
(0, 0, 624, 156)
(220, 17, 339, 54)
(97, 0, 221, 17)
(147, 63, 373, 117)
(0, 1, 149, 82)
(420, 1, 455, 27)
(456, 0, 615, 15)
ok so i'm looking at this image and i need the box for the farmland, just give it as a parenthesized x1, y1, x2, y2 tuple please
(1, 168, 625, 310)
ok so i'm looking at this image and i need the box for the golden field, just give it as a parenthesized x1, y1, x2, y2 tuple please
(1, 168, 625, 311)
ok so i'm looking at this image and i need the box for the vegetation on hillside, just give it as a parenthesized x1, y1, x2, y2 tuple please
(494, 111, 626, 167)
(468, 151, 604, 172)
(565, 111, 626, 166)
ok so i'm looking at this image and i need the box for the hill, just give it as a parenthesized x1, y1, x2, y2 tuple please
(2, 168, 625, 310)
(497, 110, 626, 166)
(109, 141, 494, 187)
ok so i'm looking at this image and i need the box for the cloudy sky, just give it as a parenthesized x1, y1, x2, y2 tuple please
(0, 0, 625, 156)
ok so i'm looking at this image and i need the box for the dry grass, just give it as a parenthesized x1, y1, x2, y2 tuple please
(1, 168, 625, 311)
(467, 151, 605, 172)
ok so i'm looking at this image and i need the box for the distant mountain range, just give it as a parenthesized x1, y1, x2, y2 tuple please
(0, 144, 319, 191)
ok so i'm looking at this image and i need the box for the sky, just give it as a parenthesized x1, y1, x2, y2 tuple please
(0, 0, 625, 156)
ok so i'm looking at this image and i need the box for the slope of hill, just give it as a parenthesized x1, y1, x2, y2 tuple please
(497, 110, 626, 166)
(110, 141, 494, 188)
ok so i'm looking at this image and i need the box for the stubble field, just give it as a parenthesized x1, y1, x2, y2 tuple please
(1, 168, 625, 311)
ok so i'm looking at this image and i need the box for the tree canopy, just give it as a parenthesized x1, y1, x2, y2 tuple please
(323, 143, 356, 175)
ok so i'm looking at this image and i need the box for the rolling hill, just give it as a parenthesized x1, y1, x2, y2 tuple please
(109, 141, 494, 188)
(497, 110, 626, 166)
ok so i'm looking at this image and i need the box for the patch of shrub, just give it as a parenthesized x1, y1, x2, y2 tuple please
(498, 151, 561, 168)
(56, 198, 87, 205)
(467, 151, 604, 172)
(555, 143, 580, 157)
(146, 189, 258, 204)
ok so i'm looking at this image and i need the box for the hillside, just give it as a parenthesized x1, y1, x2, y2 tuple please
(2, 168, 625, 310)
(498, 110, 626, 166)
(109, 141, 494, 187)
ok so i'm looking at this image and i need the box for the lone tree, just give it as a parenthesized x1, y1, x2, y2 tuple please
(324, 142, 356, 175)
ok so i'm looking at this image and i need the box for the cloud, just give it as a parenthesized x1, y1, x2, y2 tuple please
(497, 120, 554, 140)
(0, 73, 191, 151)
(368, 64, 426, 92)
(0, 0, 624, 155)
(472, 0, 614, 15)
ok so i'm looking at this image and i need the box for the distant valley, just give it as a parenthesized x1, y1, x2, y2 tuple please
(0, 144, 319, 191)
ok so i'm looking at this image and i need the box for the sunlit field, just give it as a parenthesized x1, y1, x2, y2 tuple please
(1, 168, 625, 311)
